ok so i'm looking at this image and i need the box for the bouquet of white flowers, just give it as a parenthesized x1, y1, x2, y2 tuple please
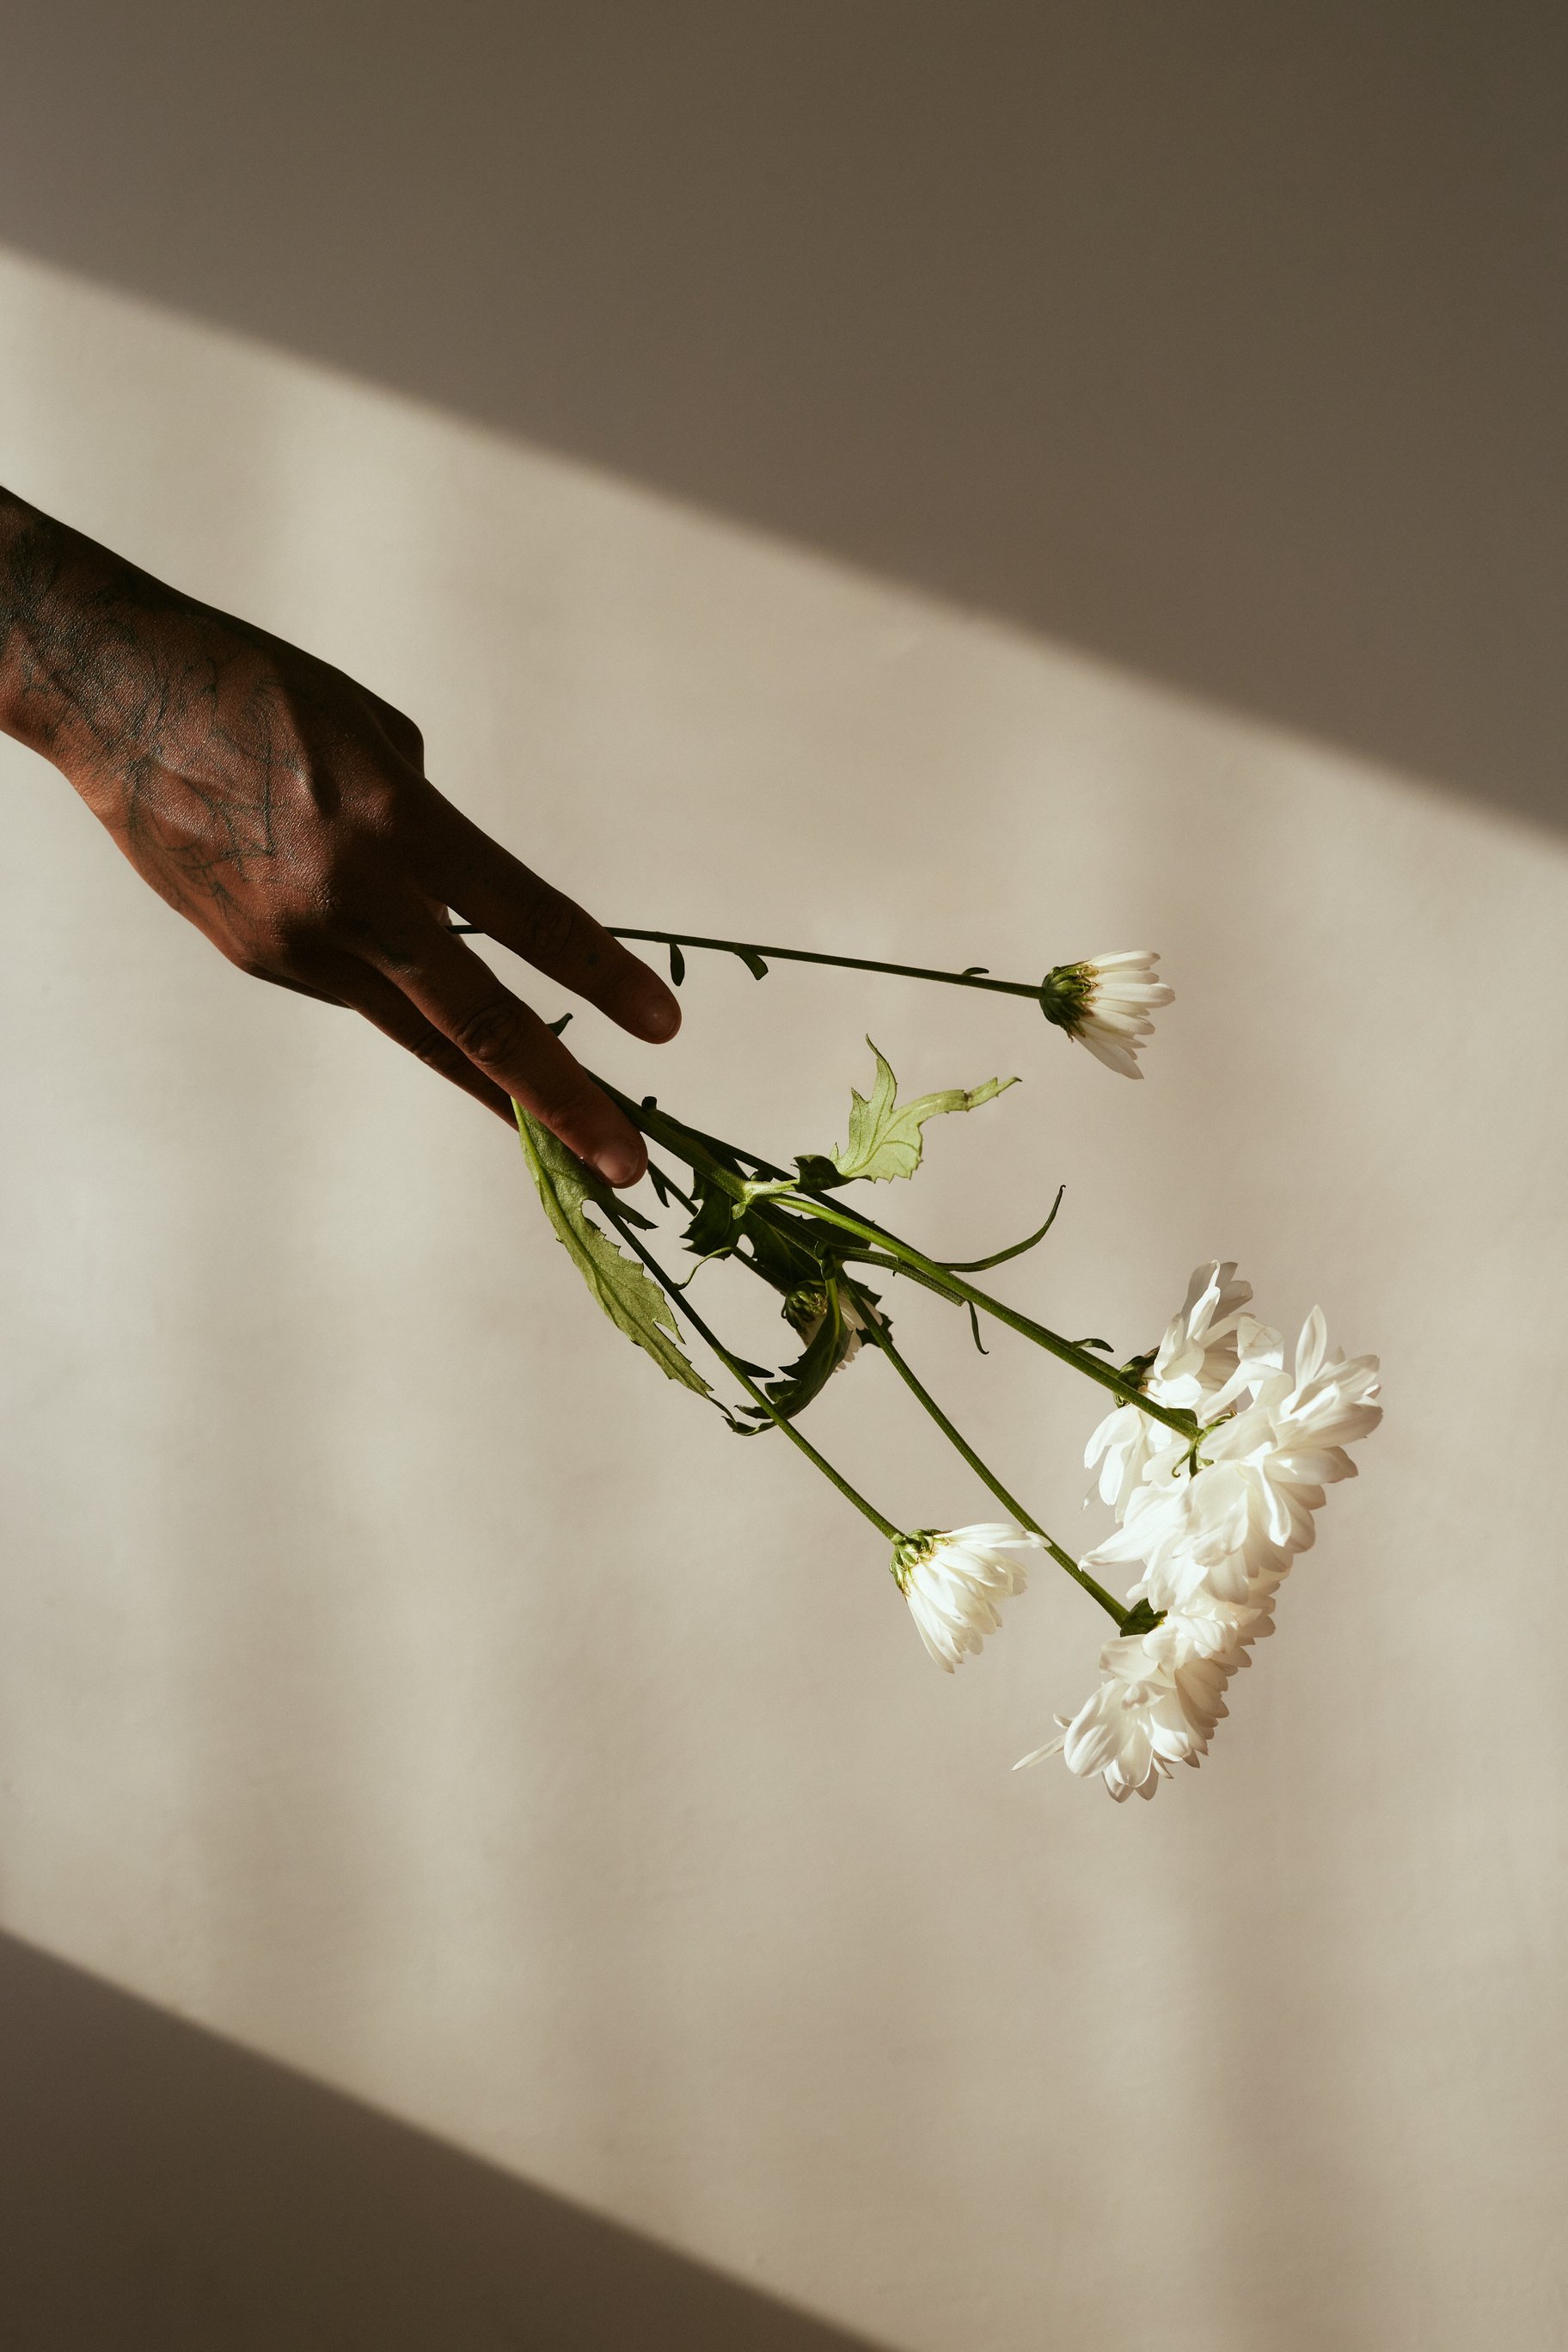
(505, 928, 1381, 1804)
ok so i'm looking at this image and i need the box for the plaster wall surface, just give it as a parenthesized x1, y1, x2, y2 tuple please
(0, 15, 1564, 2340)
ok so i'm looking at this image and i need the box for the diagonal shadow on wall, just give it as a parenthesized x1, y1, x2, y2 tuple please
(1, 1, 1565, 832)
(0, 1932, 889, 2352)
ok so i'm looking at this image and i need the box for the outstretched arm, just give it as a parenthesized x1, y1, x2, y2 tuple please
(0, 487, 677, 1184)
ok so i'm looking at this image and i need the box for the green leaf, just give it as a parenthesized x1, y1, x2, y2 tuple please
(940, 1185, 1065, 1272)
(515, 1106, 711, 1396)
(734, 1201, 830, 1296)
(792, 1151, 847, 1191)
(755, 1311, 844, 1422)
(681, 1174, 743, 1264)
(828, 1040, 1018, 1184)
(732, 946, 769, 980)
(668, 940, 686, 986)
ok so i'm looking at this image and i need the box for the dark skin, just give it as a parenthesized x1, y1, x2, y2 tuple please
(0, 487, 679, 1183)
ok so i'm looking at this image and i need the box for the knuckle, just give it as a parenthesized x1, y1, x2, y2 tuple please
(367, 692, 424, 766)
(451, 996, 527, 1068)
(346, 770, 419, 845)
(303, 876, 351, 935)
(230, 907, 318, 974)
(268, 903, 330, 964)
(519, 889, 581, 967)
(411, 1032, 469, 1081)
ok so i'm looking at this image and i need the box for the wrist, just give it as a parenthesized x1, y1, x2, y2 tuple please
(0, 488, 106, 772)
(0, 487, 195, 794)
(0, 487, 53, 752)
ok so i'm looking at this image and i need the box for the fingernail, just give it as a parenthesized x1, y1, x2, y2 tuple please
(595, 1140, 645, 1188)
(637, 988, 681, 1041)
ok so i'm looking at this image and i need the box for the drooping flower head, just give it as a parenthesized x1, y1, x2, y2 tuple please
(1015, 1596, 1273, 1801)
(784, 1281, 884, 1371)
(892, 1524, 1041, 1672)
(1038, 951, 1173, 1079)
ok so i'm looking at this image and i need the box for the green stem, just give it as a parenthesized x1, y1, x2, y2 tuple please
(451, 922, 1045, 1002)
(592, 1076, 1192, 1438)
(840, 1279, 1129, 1627)
(603, 1207, 900, 1543)
(775, 1195, 1195, 1436)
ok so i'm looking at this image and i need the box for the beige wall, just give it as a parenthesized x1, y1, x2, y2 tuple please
(2, 13, 1565, 2346)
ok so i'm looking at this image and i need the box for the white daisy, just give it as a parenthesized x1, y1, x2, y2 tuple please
(891, 1524, 1042, 1672)
(1038, 950, 1173, 1078)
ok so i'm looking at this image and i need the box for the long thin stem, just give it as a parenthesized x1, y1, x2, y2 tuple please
(603, 1207, 900, 1543)
(773, 1195, 1196, 1436)
(841, 1280, 1129, 1628)
(450, 922, 1045, 1002)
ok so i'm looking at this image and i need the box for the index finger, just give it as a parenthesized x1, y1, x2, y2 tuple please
(367, 917, 649, 1185)
(421, 795, 681, 1043)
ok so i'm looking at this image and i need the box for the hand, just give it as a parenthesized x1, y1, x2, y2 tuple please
(0, 492, 678, 1183)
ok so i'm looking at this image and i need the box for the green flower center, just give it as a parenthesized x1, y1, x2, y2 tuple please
(891, 1528, 940, 1589)
(784, 1283, 830, 1338)
(1038, 961, 1096, 1036)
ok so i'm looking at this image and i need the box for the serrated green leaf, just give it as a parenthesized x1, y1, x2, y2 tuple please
(515, 1106, 711, 1395)
(757, 1309, 844, 1420)
(792, 1151, 846, 1191)
(828, 1040, 1018, 1184)
(681, 1174, 743, 1264)
(734, 1201, 829, 1295)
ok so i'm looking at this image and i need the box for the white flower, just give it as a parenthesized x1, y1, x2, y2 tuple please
(1147, 1260, 1255, 1411)
(892, 1524, 1041, 1672)
(1082, 1260, 1255, 1510)
(1031, 1282, 1381, 1801)
(1016, 1594, 1277, 1801)
(1038, 950, 1173, 1079)
(1083, 1399, 1179, 1514)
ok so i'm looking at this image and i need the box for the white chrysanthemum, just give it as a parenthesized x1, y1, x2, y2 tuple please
(1038, 950, 1173, 1079)
(1083, 1400, 1179, 1514)
(1032, 1288, 1381, 1802)
(1083, 1261, 1256, 1510)
(892, 1524, 1042, 1672)
(1016, 1589, 1279, 1800)
(1148, 1261, 1255, 1409)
